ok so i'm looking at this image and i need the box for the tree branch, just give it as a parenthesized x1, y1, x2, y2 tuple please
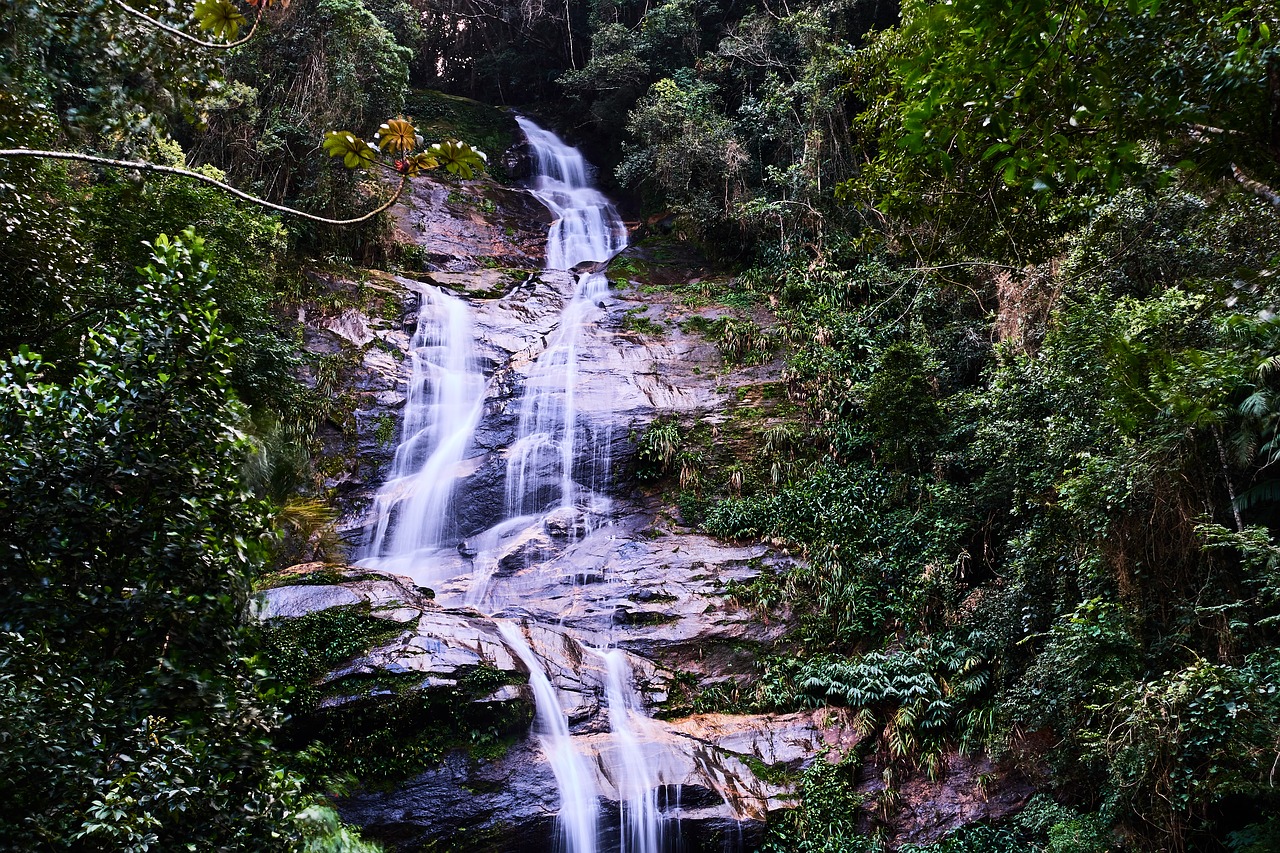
(1231, 163, 1280, 211)
(109, 0, 264, 49)
(0, 149, 405, 225)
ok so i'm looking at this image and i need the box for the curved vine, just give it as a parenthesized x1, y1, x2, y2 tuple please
(0, 149, 406, 225)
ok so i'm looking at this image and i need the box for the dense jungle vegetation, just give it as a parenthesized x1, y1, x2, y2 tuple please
(2, 0, 1279, 849)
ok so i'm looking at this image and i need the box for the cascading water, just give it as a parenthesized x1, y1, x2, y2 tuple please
(498, 622, 600, 853)
(597, 649, 663, 853)
(362, 285, 486, 574)
(505, 116, 628, 520)
(361, 116, 674, 851)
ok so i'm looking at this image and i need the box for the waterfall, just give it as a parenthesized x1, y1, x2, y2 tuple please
(362, 285, 486, 569)
(597, 649, 663, 853)
(505, 116, 628, 520)
(498, 622, 600, 853)
(362, 116, 673, 851)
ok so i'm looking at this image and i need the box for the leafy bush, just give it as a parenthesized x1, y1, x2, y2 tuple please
(0, 231, 350, 849)
(633, 418, 684, 481)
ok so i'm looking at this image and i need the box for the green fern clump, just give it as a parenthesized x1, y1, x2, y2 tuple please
(796, 636, 991, 776)
(632, 418, 684, 481)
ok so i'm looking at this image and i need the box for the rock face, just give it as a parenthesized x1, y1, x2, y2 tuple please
(260, 564, 855, 851)
(391, 173, 550, 271)
(277, 142, 1033, 852)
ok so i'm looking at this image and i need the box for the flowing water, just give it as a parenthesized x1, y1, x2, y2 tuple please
(360, 117, 672, 852)
(597, 649, 663, 853)
(361, 285, 486, 572)
(504, 116, 628, 521)
(498, 622, 601, 853)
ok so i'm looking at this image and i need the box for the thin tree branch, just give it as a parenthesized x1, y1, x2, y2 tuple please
(1232, 163, 1280, 211)
(0, 149, 406, 225)
(109, 0, 264, 49)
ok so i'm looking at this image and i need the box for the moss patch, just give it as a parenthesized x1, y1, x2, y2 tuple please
(287, 663, 533, 787)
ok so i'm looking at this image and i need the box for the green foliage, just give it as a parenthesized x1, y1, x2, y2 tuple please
(621, 306, 667, 336)
(1090, 656, 1280, 836)
(703, 462, 962, 642)
(197, 0, 415, 252)
(0, 231, 348, 849)
(400, 90, 519, 166)
(864, 342, 944, 470)
(1229, 816, 1280, 853)
(797, 636, 991, 773)
(700, 175, 1280, 848)
(194, 0, 249, 40)
(760, 757, 876, 853)
(860, 0, 1279, 200)
(633, 418, 684, 481)
(0, 0, 220, 148)
(258, 600, 530, 784)
(1, 231, 264, 677)
(259, 605, 412, 706)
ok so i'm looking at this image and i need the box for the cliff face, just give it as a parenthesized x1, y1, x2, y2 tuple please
(267, 131, 1032, 852)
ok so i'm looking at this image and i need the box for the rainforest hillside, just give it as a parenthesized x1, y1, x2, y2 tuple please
(2, 0, 1279, 850)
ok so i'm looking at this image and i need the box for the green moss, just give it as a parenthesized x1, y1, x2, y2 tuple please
(416, 822, 514, 853)
(255, 567, 389, 591)
(258, 604, 413, 697)
(656, 668, 758, 718)
(615, 609, 680, 627)
(291, 687, 533, 787)
(272, 654, 533, 787)
(373, 412, 398, 445)
(742, 755, 799, 786)
(621, 306, 667, 336)
(628, 591, 678, 604)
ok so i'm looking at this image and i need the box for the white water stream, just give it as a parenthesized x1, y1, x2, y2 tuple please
(362, 285, 486, 568)
(498, 622, 601, 853)
(360, 117, 670, 852)
(598, 649, 663, 853)
(505, 116, 628, 521)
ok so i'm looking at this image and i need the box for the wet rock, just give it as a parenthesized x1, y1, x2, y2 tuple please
(856, 754, 1036, 847)
(500, 139, 535, 181)
(494, 528, 558, 576)
(544, 506, 587, 539)
(389, 175, 549, 271)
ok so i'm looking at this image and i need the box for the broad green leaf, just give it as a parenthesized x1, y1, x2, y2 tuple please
(981, 141, 1011, 160)
(375, 118, 419, 154)
(193, 0, 247, 40)
(322, 131, 375, 169)
(402, 152, 440, 176)
(428, 140, 488, 179)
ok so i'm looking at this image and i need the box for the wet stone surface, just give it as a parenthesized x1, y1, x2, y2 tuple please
(279, 135, 1032, 852)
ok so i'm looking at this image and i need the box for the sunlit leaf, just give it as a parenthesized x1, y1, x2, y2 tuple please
(322, 131, 375, 169)
(428, 140, 488, 179)
(375, 118, 418, 154)
(399, 152, 440, 176)
(193, 0, 247, 40)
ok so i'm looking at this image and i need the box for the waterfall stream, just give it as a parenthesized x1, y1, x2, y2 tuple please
(498, 622, 601, 853)
(598, 649, 663, 853)
(360, 117, 672, 852)
(505, 116, 628, 521)
(361, 285, 486, 571)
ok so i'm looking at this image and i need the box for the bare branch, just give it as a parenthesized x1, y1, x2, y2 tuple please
(109, 0, 264, 49)
(0, 149, 406, 225)
(1232, 163, 1280, 211)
